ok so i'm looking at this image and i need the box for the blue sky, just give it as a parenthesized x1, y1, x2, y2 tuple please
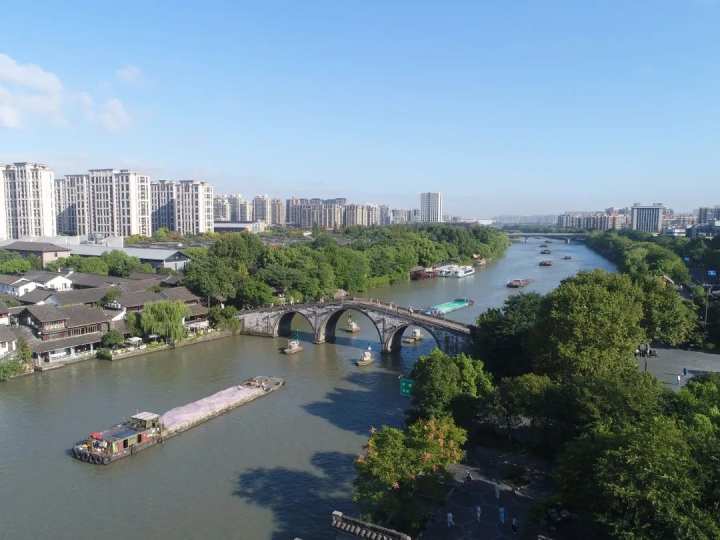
(1, 1, 718, 217)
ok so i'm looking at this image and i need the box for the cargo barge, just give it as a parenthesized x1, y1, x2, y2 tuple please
(423, 298, 474, 316)
(72, 376, 284, 465)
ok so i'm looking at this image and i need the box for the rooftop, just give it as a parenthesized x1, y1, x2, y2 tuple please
(23, 271, 68, 283)
(25, 304, 112, 327)
(48, 287, 113, 306)
(2, 241, 71, 253)
(0, 275, 27, 286)
(17, 289, 54, 305)
(69, 245, 189, 262)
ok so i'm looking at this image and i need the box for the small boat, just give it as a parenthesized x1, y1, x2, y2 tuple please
(540, 249, 552, 255)
(450, 265, 475, 278)
(356, 347, 374, 367)
(282, 338, 303, 354)
(507, 279, 530, 288)
(539, 260, 553, 267)
(539, 243, 548, 248)
(342, 316, 360, 333)
(402, 328, 424, 344)
(562, 255, 572, 260)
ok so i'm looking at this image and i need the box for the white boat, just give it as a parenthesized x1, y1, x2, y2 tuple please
(282, 339, 303, 355)
(402, 328, 424, 344)
(342, 317, 360, 333)
(356, 347, 374, 367)
(450, 265, 475, 278)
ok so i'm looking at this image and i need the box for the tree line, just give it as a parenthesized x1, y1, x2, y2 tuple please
(354, 268, 719, 538)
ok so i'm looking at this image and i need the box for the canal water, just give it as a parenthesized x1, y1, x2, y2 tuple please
(0, 240, 614, 540)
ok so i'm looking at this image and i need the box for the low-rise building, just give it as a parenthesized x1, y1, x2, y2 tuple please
(0, 275, 39, 297)
(23, 271, 72, 291)
(0, 326, 17, 359)
(0, 302, 9, 325)
(1, 241, 71, 267)
(68, 245, 191, 271)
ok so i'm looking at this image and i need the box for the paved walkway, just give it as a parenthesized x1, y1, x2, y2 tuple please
(639, 347, 720, 389)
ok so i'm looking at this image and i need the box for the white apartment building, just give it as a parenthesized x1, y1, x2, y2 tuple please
(366, 204, 380, 227)
(0, 163, 57, 240)
(151, 180, 214, 235)
(56, 174, 91, 236)
(420, 192, 443, 223)
(252, 195, 271, 223)
(225, 194, 253, 222)
(270, 198, 286, 226)
(345, 204, 368, 227)
(214, 195, 231, 222)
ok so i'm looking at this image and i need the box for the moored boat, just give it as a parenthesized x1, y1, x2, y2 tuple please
(402, 328, 424, 344)
(540, 249, 552, 255)
(539, 260, 553, 267)
(342, 316, 360, 333)
(356, 347, 374, 367)
(507, 279, 531, 288)
(282, 338, 303, 354)
(71, 377, 285, 465)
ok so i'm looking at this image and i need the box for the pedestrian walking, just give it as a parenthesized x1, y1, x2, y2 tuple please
(476, 505, 482, 522)
(465, 470, 473, 483)
(512, 517, 519, 534)
(447, 512, 455, 528)
(499, 506, 506, 525)
(683, 367, 688, 377)
(677, 374, 682, 385)
(494, 483, 500, 500)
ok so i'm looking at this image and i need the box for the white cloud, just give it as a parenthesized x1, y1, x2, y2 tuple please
(0, 53, 134, 131)
(116, 65, 142, 83)
(0, 53, 64, 127)
(98, 98, 131, 131)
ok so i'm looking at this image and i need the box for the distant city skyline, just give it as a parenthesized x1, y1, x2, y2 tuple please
(2, 2, 720, 216)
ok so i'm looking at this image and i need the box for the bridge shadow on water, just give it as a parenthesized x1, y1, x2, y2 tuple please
(233, 451, 357, 540)
(303, 369, 407, 436)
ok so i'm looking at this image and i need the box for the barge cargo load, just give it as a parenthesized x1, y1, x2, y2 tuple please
(423, 298, 474, 316)
(72, 376, 284, 465)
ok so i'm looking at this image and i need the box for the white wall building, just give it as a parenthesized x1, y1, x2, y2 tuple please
(151, 180, 214, 235)
(420, 192, 443, 223)
(630, 203, 664, 234)
(252, 195, 271, 223)
(1, 163, 57, 240)
(56, 174, 91, 236)
(270, 198, 286, 226)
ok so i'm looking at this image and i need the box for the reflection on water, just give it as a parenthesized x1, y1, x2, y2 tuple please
(0, 240, 613, 540)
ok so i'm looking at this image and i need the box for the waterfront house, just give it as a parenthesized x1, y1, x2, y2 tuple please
(0, 275, 39, 297)
(1, 241, 71, 268)
(0, 326, 17, 359)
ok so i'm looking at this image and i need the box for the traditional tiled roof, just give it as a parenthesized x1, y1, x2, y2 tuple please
(48, 287, 114, 306)
(31, 332, 104, 354)
(2, 241, 70, 253)
(17, 289, 54, 304)
(0, 274, 27, 286)
(22, 271, 68, 283)
(24, 304, 112, 327)
(0, 326, 16, 342)
(160, 286, 199, 303)
(65, 272, 127, 288)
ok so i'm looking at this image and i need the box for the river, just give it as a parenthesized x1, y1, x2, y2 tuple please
(0, 240, 614, 540)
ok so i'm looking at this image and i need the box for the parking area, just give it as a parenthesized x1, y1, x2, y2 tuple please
(639, 347, 720, 389)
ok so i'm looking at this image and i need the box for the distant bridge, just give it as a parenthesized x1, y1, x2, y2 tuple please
(506, 232, 588, 242)
(236, 298, 474, 355)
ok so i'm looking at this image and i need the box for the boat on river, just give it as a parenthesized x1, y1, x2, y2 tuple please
(507, 279, 531, 288)
(436, 264, 475, 278)
(282, 338, 303, 354)
(423, 298, 474, 316)
(342, 316, 360, 333)
(71, 376, 285, 465)
(356, 347, 374, 367)
(563, 255, 572, 260)
(540, 249, 552, 255)
(539, 260, 553, 267)
(402, 328, 424, 344)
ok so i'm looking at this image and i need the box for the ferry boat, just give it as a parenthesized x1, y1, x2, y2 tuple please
(451, 265, 475, 278)
(71, 377, 284, 465)
(507, 279, 531, 288)
(540, 249, 552, 255)
(356, 347, 374, 367)
(402, 328, 424, 344)
(539, 260, 553, 267)
(342, 316, 360, 333)
(282, 338, 303, 354)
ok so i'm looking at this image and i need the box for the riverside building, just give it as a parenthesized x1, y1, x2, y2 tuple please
(1, 163, 57, 240)
(151, 180, 214, 235)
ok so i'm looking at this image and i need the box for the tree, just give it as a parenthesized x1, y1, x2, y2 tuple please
(474, 292, 542, 377)
(101, 330, 124, 349)
(183, 255, 239, 305)
(234, 277, 275, 308)
(354, 417, 466, 534)
(637, 276, 696, 345)
(557, 417, 720, 539)
(101, 250, 153, 277)
(408, 349, 494, 424)
(100, 288, 121, 305)
(208, 305, 240, 333)
(140, 301, 189, 344)
(533, 270, 646, 379)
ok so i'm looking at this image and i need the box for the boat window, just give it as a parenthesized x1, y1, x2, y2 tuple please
(123, 439, 128, 449)
(137, 434, 142, 443)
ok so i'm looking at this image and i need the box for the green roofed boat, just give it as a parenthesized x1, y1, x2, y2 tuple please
(423, 298, 474, 316)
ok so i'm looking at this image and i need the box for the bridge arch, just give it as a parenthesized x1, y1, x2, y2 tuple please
(317, 307, 383, 348)
(274, 310, 316, 338)
(384, 323, 441, 353)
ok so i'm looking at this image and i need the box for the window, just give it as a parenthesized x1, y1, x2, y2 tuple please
(123, 439, 129, 449)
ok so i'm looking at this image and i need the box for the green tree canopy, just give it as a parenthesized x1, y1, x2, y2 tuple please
(140, 300, 189, 344)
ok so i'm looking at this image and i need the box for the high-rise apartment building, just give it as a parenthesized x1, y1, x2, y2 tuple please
(214, 195, 231, 222)
(630, 203, 664, 233)
(270, 198, 286, 226)
(366, 204, 380, 227)
(345, 204, 368, 227)
(320, 202, 344, 229)
(225, 194, 253, 222)
(698, 206, 720, 225)
(1, 163, 56, 240)
(420, 192, 443, 223)
(252, 195, 271, 223)
(55, 174, 90, 235)
(151, 180, 214, 235)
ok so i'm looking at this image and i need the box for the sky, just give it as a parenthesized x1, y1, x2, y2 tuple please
(1, 1, 719, 217)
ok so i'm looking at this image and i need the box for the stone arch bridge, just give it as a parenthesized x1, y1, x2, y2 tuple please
(236, 298, 474, 355)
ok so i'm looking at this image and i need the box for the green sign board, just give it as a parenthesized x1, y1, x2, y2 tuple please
(399, 377, 414, 397)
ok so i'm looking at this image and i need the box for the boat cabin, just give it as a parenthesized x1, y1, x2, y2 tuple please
(74, 412, 161, 463)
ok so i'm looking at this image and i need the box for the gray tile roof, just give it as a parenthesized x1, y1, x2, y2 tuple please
(160, 286, 199, 303)
(48, 287, 113, 306)
(17, 289, 54, 304)
(0, 326, 16, 342)
(31, 332, 104, 354)
(23, 271, 68, 283)
(2, 241, 70, 253)
(0, 274, 26, 286)
(24, 304, 112, 326)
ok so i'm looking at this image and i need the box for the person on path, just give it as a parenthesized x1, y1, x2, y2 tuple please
(494, 483, 500, 500)
(465, 470, 473, 483)
(677, 374, 682, 385)
(447, 512, 455, 528)
(511, 517, 519, 534)
(499, 506, 506, 525)
(476, 506, 483, 522)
